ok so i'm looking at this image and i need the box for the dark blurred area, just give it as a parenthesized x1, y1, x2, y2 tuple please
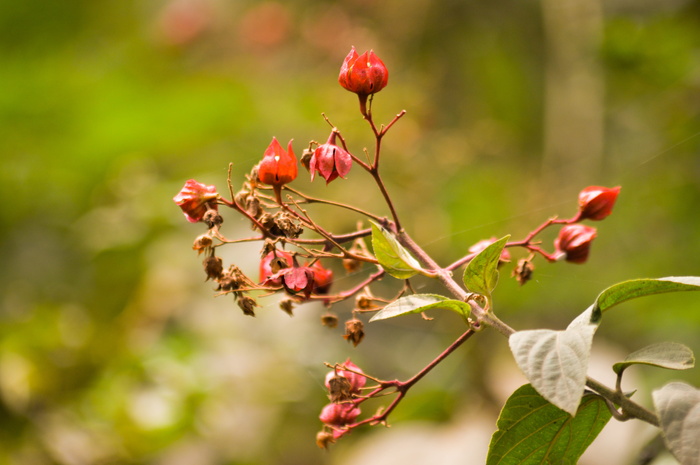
(1, 0, 699, 464)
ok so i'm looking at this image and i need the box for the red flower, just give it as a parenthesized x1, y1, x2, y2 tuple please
(554, 224, 597, 264)
(257, 137, 297, 187)
(338, 47, 388, 97)
(577, 186, 621, 221)
(259, 251, 294, 285)
(173, 179, 218, 223)
(324, 358, 366, 394)
(310, 132, 352, 184)
(310, 261, 333, 295)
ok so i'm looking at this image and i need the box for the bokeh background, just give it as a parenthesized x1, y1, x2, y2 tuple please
(1, 0, 700, 464)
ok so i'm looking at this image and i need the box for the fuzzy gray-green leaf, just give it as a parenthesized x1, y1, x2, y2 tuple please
(613, 342, 695, 375)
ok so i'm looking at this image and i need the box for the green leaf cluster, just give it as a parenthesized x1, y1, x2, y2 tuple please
(504, 276, 700, 463)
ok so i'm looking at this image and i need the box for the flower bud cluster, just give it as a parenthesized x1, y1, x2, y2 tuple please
(261, 255, 334, 301)
(550, 185, 620, 265)
(318, 359, 366, 445)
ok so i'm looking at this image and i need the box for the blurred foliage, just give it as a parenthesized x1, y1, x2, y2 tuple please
(1, 0, 700, 464)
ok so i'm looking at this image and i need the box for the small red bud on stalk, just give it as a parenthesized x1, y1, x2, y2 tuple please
(310, 131, 352, 184)
(575, 186, 621, 221)
(338, 47, 389, 117)
(257, 137, 298, 203)
(173, 179, 218, 223)
(554, 224, 597, 264)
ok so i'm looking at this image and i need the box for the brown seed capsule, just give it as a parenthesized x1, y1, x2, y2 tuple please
(272, 212, 303, 239)
(202, 209, 223, 228)
(512, 258, 535, 286)
(326, 375, 352, 403)
(300, 148, 314, 171)
(321, 313, 339, 328)
(237, 295, 258, 316)
(234, 189, 249, 208)
(245, 195, 262, 218)
(216, 273, 241, 291)
(203, 256, 224, 281)
(355, 294, 375, 310)
(342, 257, 362, 274)
(279, 299, 294, 316)
(316, 431, 335, 449)
(343, 319, 365, 347)
(192, 234, 213, 255)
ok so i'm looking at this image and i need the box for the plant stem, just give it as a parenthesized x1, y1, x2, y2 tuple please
(585, 377, 660, 427)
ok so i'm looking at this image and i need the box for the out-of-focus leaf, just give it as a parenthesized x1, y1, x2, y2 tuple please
(595, 277, 700, 313)
(613, 342, 694, 375)
(652, 382, 700, 465)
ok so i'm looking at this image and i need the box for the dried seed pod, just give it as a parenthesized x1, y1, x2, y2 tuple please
(203, 255, 224, 281)
(202, 209, 223, 228)
(343, 319, 365, 347)
(512, 258, 535, 286)
(316, 431, 335, 449)
(192, 234, 213, 255)
(237, 295, 258, 316)
(279, 299, 294, 316)
(321, 313, 339, 328)
(326, 375, 352, 403)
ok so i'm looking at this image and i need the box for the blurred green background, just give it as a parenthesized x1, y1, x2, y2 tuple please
(1, 0, 699, 464)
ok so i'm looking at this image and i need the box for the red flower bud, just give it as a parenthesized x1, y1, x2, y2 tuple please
(338, 47, 388, 97)
(324, 359, 366, 395)
(310, 261, 333, 295)
(554, 224, 597, 264)
(257, 137, 298, 187)
(310, 132, 352, 184)
(259, 250, 294, 285)
(173, 179, 218, 223)
(577, 186, 621, 221)
(319, 403, 361, 429)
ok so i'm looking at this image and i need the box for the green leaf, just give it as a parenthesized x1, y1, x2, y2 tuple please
(369, 221, 422, 279)
(652, 382, 700, 465)
(462, 235, 510, 297)
(487, 384, 612, 465)
(369, 294, 471, 322)
(613, 342, 695, 375)
(595, 276, 700, 313)
(508, 306, 598, 416)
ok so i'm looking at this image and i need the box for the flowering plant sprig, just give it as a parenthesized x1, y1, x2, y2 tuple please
(174, 47, 700, 462)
